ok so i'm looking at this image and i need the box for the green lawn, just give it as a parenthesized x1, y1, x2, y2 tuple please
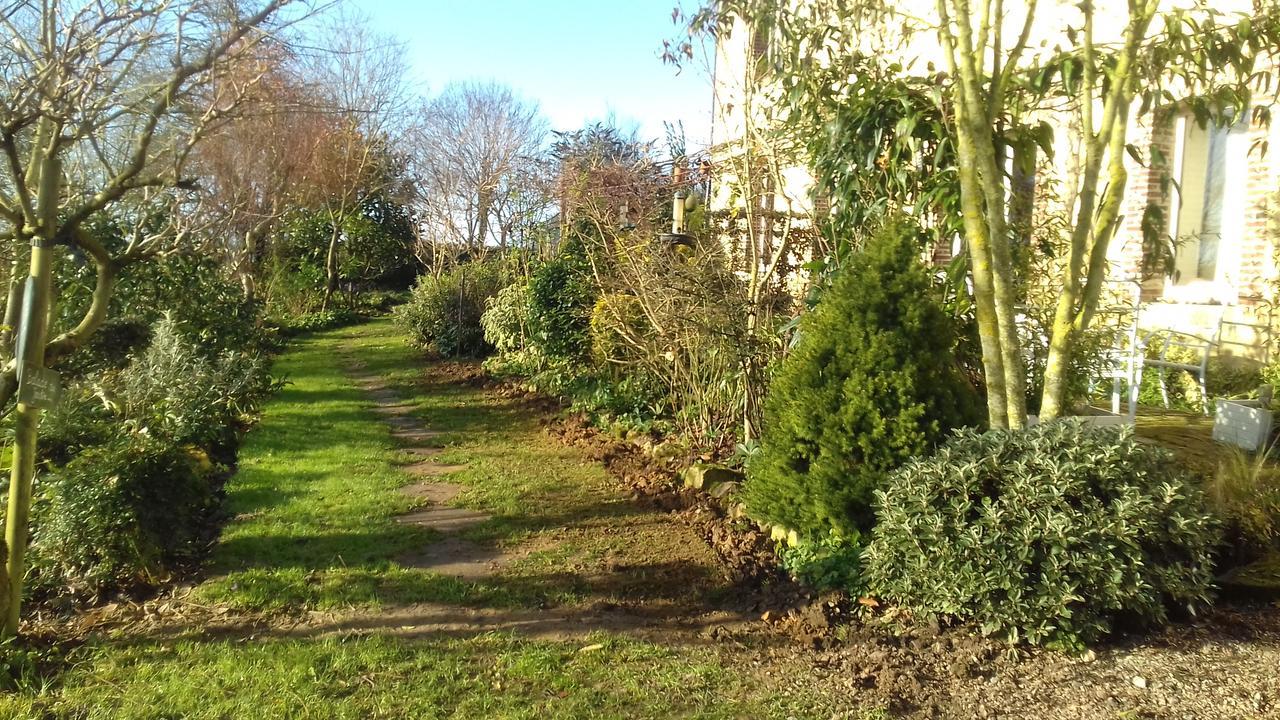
(0, 319, 878, 720)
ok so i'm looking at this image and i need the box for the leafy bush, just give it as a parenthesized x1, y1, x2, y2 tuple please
(274, 308, 360, 336)
(37, 385, 114, 466)
(589, 292, 650, 364)
(397, 263, 508, 357)
(1131, 348, 1262, 413)
(864, 421, 1221, 646)
(1022, 312, 1113, 414)
(29, 435, 216, 598)
(778, 531, 866, 594)
(59, 251, 268, 366)
(266, 197, 416, 316)
(58, 318, 152, 376)
(1206, 357, 1264, 399)
(110, 315, 278, 455)
(526, 245, 596, 360)
(480, 282, 531, 354)
(745, 220, 981, 536)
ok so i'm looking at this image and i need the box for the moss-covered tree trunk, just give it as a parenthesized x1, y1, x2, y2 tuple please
(938, 0, 1028, 429)
(4, 117, 59, 637)
(1039, 3, 1153, 419)
(321, 211, 342, 311)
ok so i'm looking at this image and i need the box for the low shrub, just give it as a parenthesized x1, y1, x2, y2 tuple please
(397, 263, 508, 357)
(37, 385, 114, 466)
(274, 308, 360, 336)
(864, 421, 1221, 646)
(1208, 445, 1280, 560)
(745, 219, 981, 537)
(1133, 350, 1261, 413)
(110, 316, 278, 455)
(589, 292, 650, 365)
(28, 435, 216, 598)
(1206, 357, 1265, 399)
(57, 318, 152, 376)
(777, 531, 866, 594)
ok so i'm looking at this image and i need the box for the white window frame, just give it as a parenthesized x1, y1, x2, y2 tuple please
(1162, 112, 1251, 305)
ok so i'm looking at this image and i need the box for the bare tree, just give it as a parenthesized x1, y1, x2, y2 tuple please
(410, 82, 548, 268)
(0, 0, 312, 636)
(190, 45, 333, 300)
(293, 13, 410, 309)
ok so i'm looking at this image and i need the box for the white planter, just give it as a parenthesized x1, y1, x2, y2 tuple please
(1213, 399, 1274, 452)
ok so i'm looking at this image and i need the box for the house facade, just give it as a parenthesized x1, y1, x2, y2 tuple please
(710, 2, 1278, 362)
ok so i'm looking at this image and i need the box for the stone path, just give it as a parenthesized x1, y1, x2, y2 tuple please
(339, 357, 505, 580)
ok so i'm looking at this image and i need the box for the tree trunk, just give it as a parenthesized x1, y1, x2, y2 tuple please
(4, 123, 58, 637)
(1039, 8, 1147, 419)
(953, 102, 1009, 428)
(321, 217, 341, 311)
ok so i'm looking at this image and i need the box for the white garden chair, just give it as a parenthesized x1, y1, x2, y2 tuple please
(1139, 324, 1220, 415)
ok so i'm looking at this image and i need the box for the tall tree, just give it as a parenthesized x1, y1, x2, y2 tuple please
(295, 13, 410, 309)
(190, 46, 332, 300)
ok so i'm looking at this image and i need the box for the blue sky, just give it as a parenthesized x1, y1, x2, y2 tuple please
(359, 0, 714, 149)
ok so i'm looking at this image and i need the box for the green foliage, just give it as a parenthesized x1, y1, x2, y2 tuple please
(777, 531, 866, 594)
(28, 435, 215, 598)
(865, 421, 1221, 646)
(58, 318, 151, 379)
(337, 194, 416, 286)
(526, 242, 596, 361)
(274, 308, 361, 337)
(24, 315, 280, 599)
(480, 283, 531, 354)
(41, 315, 279, 464)
(58, 251, 268, 376)
(0, 637, 65, 693)
(1133, 348, 1263, 412)
(745, 220, 981, 536)
(267, 195, 415, 316)
(1206, 357, 1265, 398)
(110, 315, 279, 454)
(804, 58, 963, 259)
(1022, 311, 1114, 414)
(1208, 445, 1280, 560)
(396, 263, 508, 357)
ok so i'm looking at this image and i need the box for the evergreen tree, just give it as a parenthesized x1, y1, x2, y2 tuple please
(745, 220, 981, 536)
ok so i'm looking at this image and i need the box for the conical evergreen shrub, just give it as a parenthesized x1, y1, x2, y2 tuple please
(745, 219, 981, 536)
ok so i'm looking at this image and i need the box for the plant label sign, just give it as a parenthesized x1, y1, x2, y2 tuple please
(18, 363, 61, 409)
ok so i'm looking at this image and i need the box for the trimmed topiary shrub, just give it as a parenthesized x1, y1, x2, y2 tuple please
(744, 219, 981, 536)
(864, 421, 1221, 646)
(396, 262, 508, 357)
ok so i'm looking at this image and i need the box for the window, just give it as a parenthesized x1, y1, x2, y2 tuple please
(1168, 113, 1250, 290)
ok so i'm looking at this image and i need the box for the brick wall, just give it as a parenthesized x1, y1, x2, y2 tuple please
(1235, 119, 1274, 303)
(1104, 113, 1174, 301)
